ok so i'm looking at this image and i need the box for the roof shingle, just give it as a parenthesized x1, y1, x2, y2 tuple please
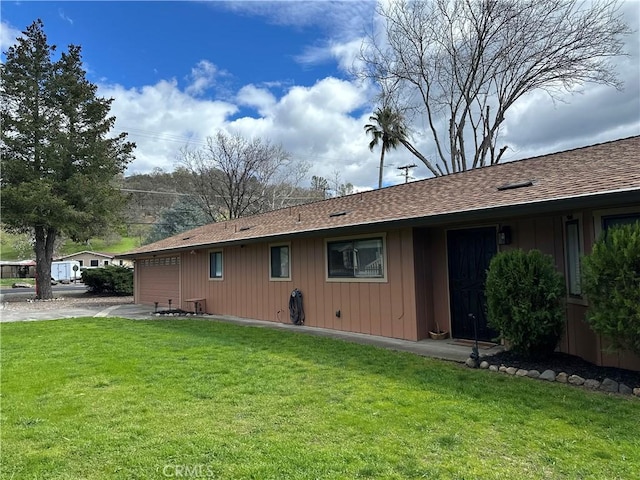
(122, 136, 640, 257)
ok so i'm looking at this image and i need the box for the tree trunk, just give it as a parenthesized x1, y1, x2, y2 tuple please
(378, 148, 386, 189)
(34, 225, 57, 299)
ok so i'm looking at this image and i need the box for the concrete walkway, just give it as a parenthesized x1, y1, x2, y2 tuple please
(1, 302, 503, 363)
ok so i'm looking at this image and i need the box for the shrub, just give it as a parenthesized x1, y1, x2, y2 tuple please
(485, 249, 566, 356)
(581, 222, 640, 355)
(82, 266, 133, 296)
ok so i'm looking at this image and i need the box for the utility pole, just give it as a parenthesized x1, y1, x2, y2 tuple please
(397, 164, 417, 183)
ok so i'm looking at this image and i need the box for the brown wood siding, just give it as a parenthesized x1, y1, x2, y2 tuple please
(175, 228, 418, 341)
(429, 228, 451, 336)
(412, 228, 434, 339)
(135, 256, 180, 307)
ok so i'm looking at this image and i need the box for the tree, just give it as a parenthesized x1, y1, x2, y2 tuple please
(0, 20, 135, 299)
(145, 197, 209, 244)
(358, 0, 630, 176)
(486, 249, 566, 356)
(310, 175, 330, 200)
(180, 131, 304, 220)
(329, 170, 354, 198)
(581, 222, 640, 355)
(364, 106, 407, 188)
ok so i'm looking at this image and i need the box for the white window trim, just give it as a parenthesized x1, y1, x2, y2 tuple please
(324, 233, 388, 283)
(269, 242, 292, 281)
(208, 249, 224, 281)
(563, 214, 586, 305)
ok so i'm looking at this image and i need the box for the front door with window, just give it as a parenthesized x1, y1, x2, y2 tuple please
(447, 227, 498, 342)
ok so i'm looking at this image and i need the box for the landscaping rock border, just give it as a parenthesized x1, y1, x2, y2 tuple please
(471, 357, 639, 397)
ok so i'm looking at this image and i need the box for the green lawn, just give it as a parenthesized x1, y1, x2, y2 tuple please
(2, 318, 638, 480)
(0, 231, 141, 261)
(0, 277, 34, 287)
(58, 236, 141, 255)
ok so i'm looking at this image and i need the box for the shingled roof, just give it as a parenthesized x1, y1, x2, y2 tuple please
(122, 136, 640, 257)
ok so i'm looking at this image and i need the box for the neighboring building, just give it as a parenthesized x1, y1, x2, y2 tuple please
(57, 251, 133, 269)
(0, 260, 36, 279)
(120, 137, 640, 371)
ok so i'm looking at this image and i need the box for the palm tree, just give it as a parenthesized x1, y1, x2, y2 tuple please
(364, 106, 406, 189)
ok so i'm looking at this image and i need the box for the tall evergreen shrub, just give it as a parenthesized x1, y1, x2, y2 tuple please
(485, 249, 566, 356)
(581, 222, 640, 355)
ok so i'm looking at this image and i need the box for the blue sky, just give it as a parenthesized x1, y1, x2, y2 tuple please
(1, 1, 639, 190)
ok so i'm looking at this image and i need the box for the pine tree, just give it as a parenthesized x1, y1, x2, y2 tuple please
(1, 20, 135, 299)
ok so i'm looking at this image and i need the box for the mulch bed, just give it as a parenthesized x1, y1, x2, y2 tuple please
(481, 350, 640, 389)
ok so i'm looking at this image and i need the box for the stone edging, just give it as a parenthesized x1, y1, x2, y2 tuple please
(465, 357, 640, 397)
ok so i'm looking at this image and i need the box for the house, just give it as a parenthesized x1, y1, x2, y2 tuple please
(120, 137, 640, 371)
(0, 260, 36, 279)
(57, 251, 133, 269)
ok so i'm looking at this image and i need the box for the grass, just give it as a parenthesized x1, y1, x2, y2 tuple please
(0, 277, 34, 287)
(58, 236, 140, 255)
(1, 230, 140, 261)
(2, 318, 639, 480)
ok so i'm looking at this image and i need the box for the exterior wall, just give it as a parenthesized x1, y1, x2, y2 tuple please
(476, 210, 640, 370)
(419, 209, 640, 371)
(135, 255, 181, 308)
(0, 264, 36, 278)
(176, 228, 419, 341)
(134, 205, 640, 371)
(62, 252, 113, 267)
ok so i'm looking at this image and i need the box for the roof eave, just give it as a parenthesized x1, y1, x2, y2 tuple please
(119, 187, 640, 258)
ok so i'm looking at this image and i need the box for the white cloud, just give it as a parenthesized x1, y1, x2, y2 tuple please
(58, 9, 73, 25)
(101, 70, 415, 189)
(100, 1, 638, 191)
(185, 60, 222, 96)
(236, 85, 277, 115)
(0, 21, 22, 51)
(100, 79, 238, 174)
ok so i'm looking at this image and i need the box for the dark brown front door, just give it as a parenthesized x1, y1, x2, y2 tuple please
(447, 227, 498, 342)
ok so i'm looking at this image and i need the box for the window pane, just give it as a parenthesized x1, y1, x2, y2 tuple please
(270, 246, 290, 278)
(328, 238, 384, 278)
(328, 240, 354, 277)
(565, 221, 581, 296)
(209, 252, 222, 278)
(603, 214, 640, 232)
(353, 238, 383, 277)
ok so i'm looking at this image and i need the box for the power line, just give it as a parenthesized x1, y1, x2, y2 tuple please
(397, 164, 417, 183)
(120, 187, 322, 202)
(114, 126, 371, 165)
(120, 188, 192, 196)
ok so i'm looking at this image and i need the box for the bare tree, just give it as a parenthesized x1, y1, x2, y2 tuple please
(180, 131, 305, 220)
(358, 0, 631, 175)
(329, 170, 354, 197)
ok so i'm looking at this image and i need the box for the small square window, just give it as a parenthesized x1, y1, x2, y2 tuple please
(270, 245, 290, 280)
(209, 251, 223, 279)
(90, 259, 99, 267)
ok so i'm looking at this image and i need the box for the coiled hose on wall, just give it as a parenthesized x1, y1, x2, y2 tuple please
(289, 289, 305, 325)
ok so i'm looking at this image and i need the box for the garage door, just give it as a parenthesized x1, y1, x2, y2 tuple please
(137, 255, 180, 307)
